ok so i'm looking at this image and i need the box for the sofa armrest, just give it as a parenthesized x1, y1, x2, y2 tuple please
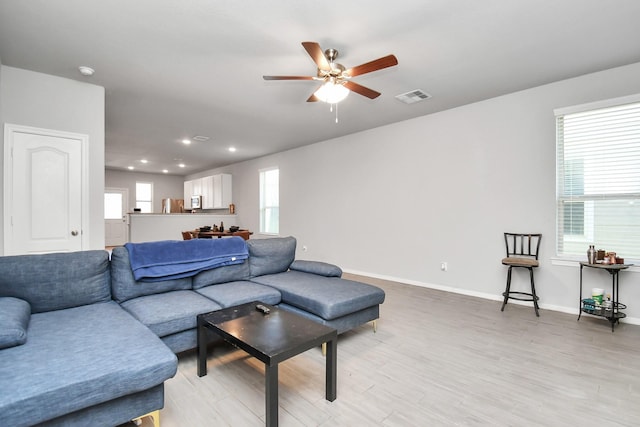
(289, 260, 342, 277)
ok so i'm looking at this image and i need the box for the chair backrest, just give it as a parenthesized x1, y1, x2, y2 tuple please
(234, 230, 251, 240)
(504, 233, 541, 260)
(181, 231, 193, 240)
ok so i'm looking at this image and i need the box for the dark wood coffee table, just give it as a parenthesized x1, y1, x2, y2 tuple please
(197, 301, 337, 427)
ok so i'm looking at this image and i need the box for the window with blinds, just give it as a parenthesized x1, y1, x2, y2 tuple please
(259, 167, 279, 234)
(555, 96, 640, 260)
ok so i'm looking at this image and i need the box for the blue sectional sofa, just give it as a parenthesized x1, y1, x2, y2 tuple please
(0, 251, 178, 427)
(0, 236, 385, 426)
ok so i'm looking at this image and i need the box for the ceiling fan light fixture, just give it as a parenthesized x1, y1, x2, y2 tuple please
(314, 81, 349, 104)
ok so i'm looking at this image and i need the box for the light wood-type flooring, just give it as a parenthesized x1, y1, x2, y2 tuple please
(159, 274, 640, 426)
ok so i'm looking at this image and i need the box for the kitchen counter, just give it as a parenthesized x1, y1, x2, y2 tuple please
(129, 213, 238, 243)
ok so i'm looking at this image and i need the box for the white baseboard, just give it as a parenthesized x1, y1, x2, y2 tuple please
(342, 268, 640, 326)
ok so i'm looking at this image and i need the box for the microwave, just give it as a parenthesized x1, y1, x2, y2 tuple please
(191, 195, 202, 209)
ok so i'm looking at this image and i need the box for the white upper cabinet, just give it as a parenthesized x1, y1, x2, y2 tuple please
(212, 174, 232, 209)
(201, 176, 214, 209)
(184, 174, 232, 210)
(192, 178, 203, 197)
(183, 180, 193, 209)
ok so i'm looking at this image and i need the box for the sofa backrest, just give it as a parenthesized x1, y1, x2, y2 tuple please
(110, 246, 193, 303)
(0, 250, 111, 313)
(192, 260, 251, 289)
(247, 236, 296, 277)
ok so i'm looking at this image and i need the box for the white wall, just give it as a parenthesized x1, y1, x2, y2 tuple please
(196, 62, 640, 320)
(105, 169, 185, 213)
(0, 66, 105, 253)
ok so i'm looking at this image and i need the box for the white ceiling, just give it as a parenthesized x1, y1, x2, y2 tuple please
(2, 0, 640, 175)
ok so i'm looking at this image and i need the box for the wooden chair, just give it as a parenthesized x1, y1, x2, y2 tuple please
(234, 230, 251, 240)
(500, 233, 542, 316)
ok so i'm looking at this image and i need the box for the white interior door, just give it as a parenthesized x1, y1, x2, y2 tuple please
(105, 188, 129, 246)
(3, 124, 87, 255)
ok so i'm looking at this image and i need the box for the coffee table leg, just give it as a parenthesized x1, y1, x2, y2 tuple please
(197, 317, 208, 377)
(326, 337, 337, 401)
(265, 363, 278, 427)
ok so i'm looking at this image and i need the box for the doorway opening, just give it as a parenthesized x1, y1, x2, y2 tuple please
(105, 188, 129, 247)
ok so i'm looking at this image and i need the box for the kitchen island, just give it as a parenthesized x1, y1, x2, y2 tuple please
(129, 213, 238, 243)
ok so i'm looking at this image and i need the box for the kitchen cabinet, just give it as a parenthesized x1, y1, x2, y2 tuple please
(192, 178, 203, 196)
(212, 174, 232, 209)
(201, 176, 214, 209)
(183, 180, 193, 209)
(184, 173, 232, 210)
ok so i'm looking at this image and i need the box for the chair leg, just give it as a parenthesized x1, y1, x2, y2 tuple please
(372, 320, 377, 333)
(501, 266, 512, 311)
(529, 268, 540, 317)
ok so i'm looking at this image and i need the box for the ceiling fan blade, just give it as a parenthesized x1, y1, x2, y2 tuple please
(306, 93, 320, 102)
(343, 81, 381, 99)
(302, 41, 330, 70)
(263, 75, 315, 81)
(345, 54, 398, 77)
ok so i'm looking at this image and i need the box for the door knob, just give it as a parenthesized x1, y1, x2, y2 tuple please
(71, 230, 79, 236)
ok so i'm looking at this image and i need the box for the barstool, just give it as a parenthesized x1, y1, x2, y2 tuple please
(500, 233, 542, 316)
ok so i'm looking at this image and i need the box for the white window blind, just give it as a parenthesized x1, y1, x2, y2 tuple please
(556, 98, 640, 260)
(259, 168, 279, 234)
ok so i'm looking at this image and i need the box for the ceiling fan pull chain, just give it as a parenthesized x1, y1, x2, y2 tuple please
(335, 102, 339, 123)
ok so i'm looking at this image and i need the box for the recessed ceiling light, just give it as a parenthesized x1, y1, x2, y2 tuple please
(192, 135, 210, 142)
(228, 147, 237, 152)
(182, 139, 191, 145)
(140, 159, 148, 164)
(78, 66, 95, 76)
(162, 169, 169, 174)
(178, 163, 186, 168)
(127, 166, 134, 170)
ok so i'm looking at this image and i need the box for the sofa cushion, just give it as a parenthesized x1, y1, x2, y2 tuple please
(247, 236, 296, 277)
(110, 246, 192, 303)
(0, 301, 177, 427)
(120, 290, 221, 337)
(196, 281, 282, 308)
(250, 270, 386, 320)
(289, 260, 342, 277)
(0, 297, 30, 349)
(0, 250, 111, 313)
(278, 302, 380, 335)
(192, 260, 251, 289)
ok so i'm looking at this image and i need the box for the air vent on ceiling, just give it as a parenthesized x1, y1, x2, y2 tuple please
(192, 135, 210, 142)
(395, 89, 432, 104)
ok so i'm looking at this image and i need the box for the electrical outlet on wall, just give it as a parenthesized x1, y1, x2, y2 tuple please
(440, 261, 448, 271)
(302, 245, 308, 252)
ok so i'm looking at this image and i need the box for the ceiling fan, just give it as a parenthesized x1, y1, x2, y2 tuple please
(263, 41, 398, 103)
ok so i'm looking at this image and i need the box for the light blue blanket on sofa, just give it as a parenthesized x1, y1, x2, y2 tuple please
(124, 237, 248, 282)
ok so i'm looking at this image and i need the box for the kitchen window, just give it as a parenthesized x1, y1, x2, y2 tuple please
(555, 95, 640, 260)
(135, 182, 153, 213)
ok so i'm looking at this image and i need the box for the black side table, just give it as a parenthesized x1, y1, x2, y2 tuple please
(578, 262, 633, 331)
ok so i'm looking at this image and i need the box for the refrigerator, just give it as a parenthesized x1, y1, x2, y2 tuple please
(161, 198, 184, 213)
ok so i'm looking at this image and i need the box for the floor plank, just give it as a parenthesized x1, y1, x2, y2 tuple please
(160, 274, 640, 426)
